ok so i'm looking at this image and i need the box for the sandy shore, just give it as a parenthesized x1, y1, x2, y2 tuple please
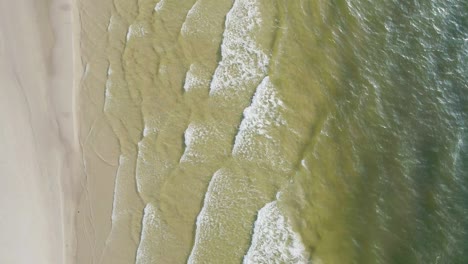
(0, 0, 79, 263)
(74, 0, 122, 263)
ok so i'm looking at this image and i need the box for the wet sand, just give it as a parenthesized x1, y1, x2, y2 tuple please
(0, 0, 79, 263)
(74, 0, 124, 263)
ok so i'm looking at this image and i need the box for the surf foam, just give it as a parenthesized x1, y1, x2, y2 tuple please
(244, 201, 310, 264)
(209, 0, 269, 96)
(126, 23, 148, 41)
(188, 168, 263, 263)
(183, 63, 210, 92)
(136, 203, 174, 264)
(232, 76, 288, 169)
(180, 122, 226, 163)
(154, 0, 166, 12)
(181, 1, 202, 36)
(136, 133, 174, 197)
(180, 123, 210, 163)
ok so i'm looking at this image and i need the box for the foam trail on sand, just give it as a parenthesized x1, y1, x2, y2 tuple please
(243, 201, 310, 264)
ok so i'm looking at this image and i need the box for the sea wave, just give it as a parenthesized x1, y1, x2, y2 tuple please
(244, 201, 309, 264)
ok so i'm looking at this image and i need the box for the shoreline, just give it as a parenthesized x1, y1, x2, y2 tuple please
(70, 0, 83, 262)
(74, 0, 122, 263)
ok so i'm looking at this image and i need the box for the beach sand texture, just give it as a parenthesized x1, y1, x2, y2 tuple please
(0, 0, 78, 263)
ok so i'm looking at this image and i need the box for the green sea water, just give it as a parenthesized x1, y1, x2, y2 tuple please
(81, 0, 468, 263)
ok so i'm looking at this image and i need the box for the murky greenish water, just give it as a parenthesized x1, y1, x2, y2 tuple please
(85, 0, 468, 263)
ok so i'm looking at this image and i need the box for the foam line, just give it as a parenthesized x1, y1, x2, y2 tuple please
(243, 201, 310, 264)
(209, 0, 269, 96)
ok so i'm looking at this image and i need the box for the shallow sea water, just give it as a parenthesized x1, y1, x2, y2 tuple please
(80, 0, 468, 263)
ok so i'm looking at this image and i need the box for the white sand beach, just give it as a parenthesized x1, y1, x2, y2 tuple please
(0, 0, 80, 263)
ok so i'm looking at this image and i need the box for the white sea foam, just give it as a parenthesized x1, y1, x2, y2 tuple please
(136, 203, 174, 264)
(154, 0, 166, 12)
(110, 155, 130, 222)
(180, 123, 215, 163)
(243, 201, 310, 264)
(136, 138, 150, 194)
(181, 1, 202, 36)
(188, 169, 258, 263)
(209, 0, 269, 96)
(107, 15, 117, 32)
(301, 159, 310, 171)
(183, 63, 210, 92)
(453, 132, 464, 166)
(142, 122, 159, 137)
(187, 169, 222, 264)
(235, 77, 286, 139)
(136, 134, 173, 195)
(126, 23, 148, 41)
(103, 79, 113, 112)
(232, 77, 288, 168)
(107, 65, 113, 76)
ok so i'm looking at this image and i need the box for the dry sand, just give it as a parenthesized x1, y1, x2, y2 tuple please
(0, 0, 80, 263)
